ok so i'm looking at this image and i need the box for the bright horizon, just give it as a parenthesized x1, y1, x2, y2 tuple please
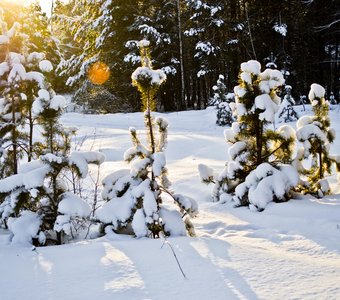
(16, 0, 56, 17)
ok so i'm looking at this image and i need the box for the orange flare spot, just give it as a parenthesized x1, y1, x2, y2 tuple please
(88, 62, 110, 85)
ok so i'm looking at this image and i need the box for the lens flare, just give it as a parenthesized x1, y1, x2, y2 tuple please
(88, 61, 110, 85)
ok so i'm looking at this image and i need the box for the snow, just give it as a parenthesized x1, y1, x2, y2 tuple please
(131, 67, 166, 87)
(0, 162, 50, 193)
(7, 211, 41, 246)
(296, 124, 327, 143)
(152, 152, 166, 176)
(273, 23, 287, 36)
(137, 39, 150, 48)
(0, 61, 9, 76)
(96, 192, 136, 227)
(69, 151, 105, 178)
(234, 163, 299, 209)
(198, 164, 214, 182)
(131, 209, 148, 237)
(38, 89, 50, 100)
(54, 215, 71, 235)
(1, 106, 340, 299)
(277, 124, 296, 140)
(26, 71, 45, 88)
(255, 93, 279, 122)
(27, 52, 45, 63)
(159, 207, 186, 236)
(309, 83, 325, 101)
(50, 95, 66, 110)
(240, 60, 261, 75)
(8, 63, 26, 83)
(39, 60, 53, 72)
(240, 71, 252, 85)
(0, 35, 9, 44)
(58, 192, 91, 218)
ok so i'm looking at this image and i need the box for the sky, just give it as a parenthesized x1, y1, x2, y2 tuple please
(19, 0, 54, 16)
(38, 0, 53, 15)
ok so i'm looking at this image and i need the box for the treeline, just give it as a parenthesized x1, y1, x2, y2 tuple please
(2, 0, 339, 112)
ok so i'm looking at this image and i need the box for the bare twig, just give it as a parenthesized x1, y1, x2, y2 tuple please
(161, 237, 186, 279)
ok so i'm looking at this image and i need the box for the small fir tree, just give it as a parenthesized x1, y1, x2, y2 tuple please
(0, 12, 52, 173)
(0, 90, 105, 245)
(212, 75, 234, 126)
(96, 40, 197, 238)
(296, 83, 340, 196)
(199, 60, 298, 211)
(277, 85, 299, 123)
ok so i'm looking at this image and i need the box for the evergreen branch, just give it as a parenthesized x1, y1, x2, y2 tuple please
(261, 141, 286, 161)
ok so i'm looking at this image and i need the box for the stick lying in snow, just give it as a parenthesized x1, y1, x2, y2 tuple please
(161, 237, 186, 279)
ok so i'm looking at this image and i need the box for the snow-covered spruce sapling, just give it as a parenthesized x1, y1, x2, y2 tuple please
(0, 152, 105, 245)
(296, 84, 340, 196)
(0, 15, 27, 176)
(96, 40, 197, 238)
(199, 60, 298, 210)
(0, 70, 105, 244)
(277, 85, 298, 123)
(0, 12, 54, 174)
(212, 75, 234, 126)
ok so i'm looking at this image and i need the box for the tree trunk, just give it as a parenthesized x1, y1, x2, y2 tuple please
(319, 144, 323, 180)
(176, 0, 186, 110)
(256, 118, 263, 165)
(50, 119, 54, 154)
(12, 95, 17, 174)
(28, 109, 33, 162)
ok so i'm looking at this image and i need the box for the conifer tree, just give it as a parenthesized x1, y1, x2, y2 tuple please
(199, 60, 298, 210)
(0, 89, 105, 245)
(0, 12, 105, 244)
(96, 40, 197, 238)
(0, 11, 53, 173)
(277, 85, 299, 123)
(296, 83, 340, 196)
(0, 12, 29, 176)
(212, 74, 234, 126)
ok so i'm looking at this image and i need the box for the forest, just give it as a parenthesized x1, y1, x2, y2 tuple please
(1, 0, 339, 112)
(1, 1, 340, 299)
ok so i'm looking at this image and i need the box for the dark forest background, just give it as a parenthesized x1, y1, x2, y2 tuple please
(1, 0, 339, 112)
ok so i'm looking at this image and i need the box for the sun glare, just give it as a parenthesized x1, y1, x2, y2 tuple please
(88, 62, 111, 85)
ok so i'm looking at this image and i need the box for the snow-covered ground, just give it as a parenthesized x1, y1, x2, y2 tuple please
(1, 105, 340, 300)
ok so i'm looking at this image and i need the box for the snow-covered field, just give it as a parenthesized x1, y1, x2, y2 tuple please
(1, 106, 340, 300)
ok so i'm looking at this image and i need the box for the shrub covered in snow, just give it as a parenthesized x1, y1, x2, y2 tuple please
(96, 41, 197, 238)
(296, 83, 340, 196)
(0, 151, 105, 245)
(199, 60, 298, 210)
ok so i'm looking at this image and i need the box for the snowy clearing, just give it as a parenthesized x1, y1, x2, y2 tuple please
(1, 106, 340, 300)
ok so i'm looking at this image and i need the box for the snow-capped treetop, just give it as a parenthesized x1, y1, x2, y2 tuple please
(138, 39, 150, 48)
(131, 67, 166, 88)
(240, 60, 261, 75)
(33, 90, 66, 115)
(308, 83, 325, 102)
(259, 69, 285, 85)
